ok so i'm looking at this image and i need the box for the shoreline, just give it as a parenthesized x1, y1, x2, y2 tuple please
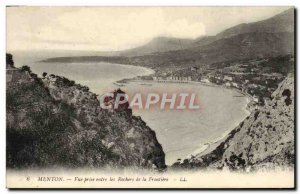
(26, 58, 254, 166)
(123, 78, 253, 98)
(123, 78, 253, 163)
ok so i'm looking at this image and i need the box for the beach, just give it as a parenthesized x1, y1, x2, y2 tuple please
(122, 81, 250, 164)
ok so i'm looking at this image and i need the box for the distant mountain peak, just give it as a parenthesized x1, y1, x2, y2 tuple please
(117, 8, 294, 58)
(119, 36, 194, 56)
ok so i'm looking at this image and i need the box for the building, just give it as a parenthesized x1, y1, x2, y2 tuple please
(248, 84, 258, 89)
(263, 97, 271, 105)
(201, 78, 210, 83)
(224, 75, 233, 81)
(225, 82, 231, 87)
(253, 95, 259, 103)
(191, 66, 199, 71)
(232, 82, 239, 88)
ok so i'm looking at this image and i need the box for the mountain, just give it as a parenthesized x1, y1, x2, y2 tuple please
(7, 54, 166, 169)
(121, 8, 294, 57)
(173, 74, 295, 171)
(216, 8, 294, 40)
(126, 31, 293, 68)
(181, 8, 294, 51)
(42, 8, 294, 68)
(119, 36, 194, 57)
(127, 8, 294, 67)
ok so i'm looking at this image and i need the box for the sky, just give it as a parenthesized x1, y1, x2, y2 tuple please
(6, 6, 290, 52)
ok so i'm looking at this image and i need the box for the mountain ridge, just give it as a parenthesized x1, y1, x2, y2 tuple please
(41, 8, 294, 67)
(117, 8, 294, 57)
(216, 8, 294, 40)
(118, 36, 194, 57)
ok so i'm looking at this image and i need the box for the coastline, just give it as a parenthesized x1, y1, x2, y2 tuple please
(24, 60, 155, 96)
(123, 78, 253, 163)
(25, 58, 254, 166)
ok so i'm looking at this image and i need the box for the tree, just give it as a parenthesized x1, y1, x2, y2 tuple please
(21, 65, 32, 73)
(6, 53, 14, 68)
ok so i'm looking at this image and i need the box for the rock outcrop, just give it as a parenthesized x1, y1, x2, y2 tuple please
(173, 74, 294, 171)
(6, 55, 165, 169)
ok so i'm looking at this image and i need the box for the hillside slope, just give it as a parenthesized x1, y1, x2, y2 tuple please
(6, 56, 165, 169)
(173, 74, 294, 171)
(217, 8, 294, 40)
(130, 8, 294, 67)
(120, 8, 294, 57)
(42, 8, 294, 68)
(130, 31, 293, 68)
(119, 36, 194, 57)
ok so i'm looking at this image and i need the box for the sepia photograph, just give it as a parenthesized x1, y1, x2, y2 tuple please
(5, 6, 295, 189)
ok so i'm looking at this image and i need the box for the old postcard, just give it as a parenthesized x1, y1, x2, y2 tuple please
(6, 6, 295, 189)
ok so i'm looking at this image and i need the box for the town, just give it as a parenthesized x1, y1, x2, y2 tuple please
(132, 55, 294, 110)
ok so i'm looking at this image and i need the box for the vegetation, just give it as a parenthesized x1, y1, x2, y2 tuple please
(7, 63, 165, 169)
(6, 53, 14, 67)
(21, 65, 32, 73)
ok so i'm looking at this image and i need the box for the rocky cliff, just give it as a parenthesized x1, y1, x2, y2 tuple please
(173, 74, 294, 171)
(6, 56, 165, 169)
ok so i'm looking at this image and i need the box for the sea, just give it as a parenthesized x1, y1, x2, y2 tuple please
(12, 52, 250, 165)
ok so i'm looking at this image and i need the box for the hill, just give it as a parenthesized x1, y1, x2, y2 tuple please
(42, 8, 294, 69)
(119, 36, 194, 57)
(128, 31, 293, 68)
(216, 8, 294, 40)
(173, 74, 294, 171)
(120, 8, 294, 57)
(6, 54, 166, 169)
(129, 8, 294, 67)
